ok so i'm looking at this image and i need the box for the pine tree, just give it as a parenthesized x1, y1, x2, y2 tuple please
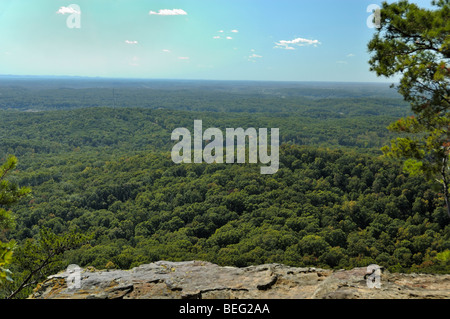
(368, 0, 450, 218)
(0, 155, 31, 282)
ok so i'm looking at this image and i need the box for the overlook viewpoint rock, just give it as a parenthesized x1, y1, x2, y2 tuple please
(30, 261, 450, 299)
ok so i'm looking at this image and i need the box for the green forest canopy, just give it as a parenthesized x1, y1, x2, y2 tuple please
(0, 78, 448, 297)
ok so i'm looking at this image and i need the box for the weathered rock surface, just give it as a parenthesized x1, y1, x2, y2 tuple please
(30, 261, 450, 299)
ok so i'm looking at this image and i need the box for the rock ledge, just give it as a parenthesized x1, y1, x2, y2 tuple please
(30, 261, 450, 299)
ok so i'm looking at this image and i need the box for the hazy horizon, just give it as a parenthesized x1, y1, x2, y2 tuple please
(0, 74, 398, 86)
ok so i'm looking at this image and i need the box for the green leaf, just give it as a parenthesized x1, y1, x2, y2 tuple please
(403, 158, 424, 176)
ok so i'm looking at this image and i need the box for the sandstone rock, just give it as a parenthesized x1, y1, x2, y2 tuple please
(29, 261, 450, 299)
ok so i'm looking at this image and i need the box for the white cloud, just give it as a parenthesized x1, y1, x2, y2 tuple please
(347, 53, 355, 57)
(178, 57, 190, 60)
(56, 6, 80, 15)
(149, 9, 187, 16)
(274, 37, 321, 50)
(336, 60, 348, 64)
(125, 40, 138, 45)
(162, 49, 171, 53)
(248, 52, 263, 62)
(213, 30, 238, 41)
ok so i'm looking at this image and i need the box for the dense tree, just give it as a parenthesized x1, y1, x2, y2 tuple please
(368, 0, 450, 217)
(0, 144, 446, 278)
(4, 227, 90, 299)
(0, 156, 31, 282)
(0, 80, 449, 299)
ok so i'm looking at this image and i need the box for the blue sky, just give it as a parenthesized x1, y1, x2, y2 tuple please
(0, 0, 435, 82)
